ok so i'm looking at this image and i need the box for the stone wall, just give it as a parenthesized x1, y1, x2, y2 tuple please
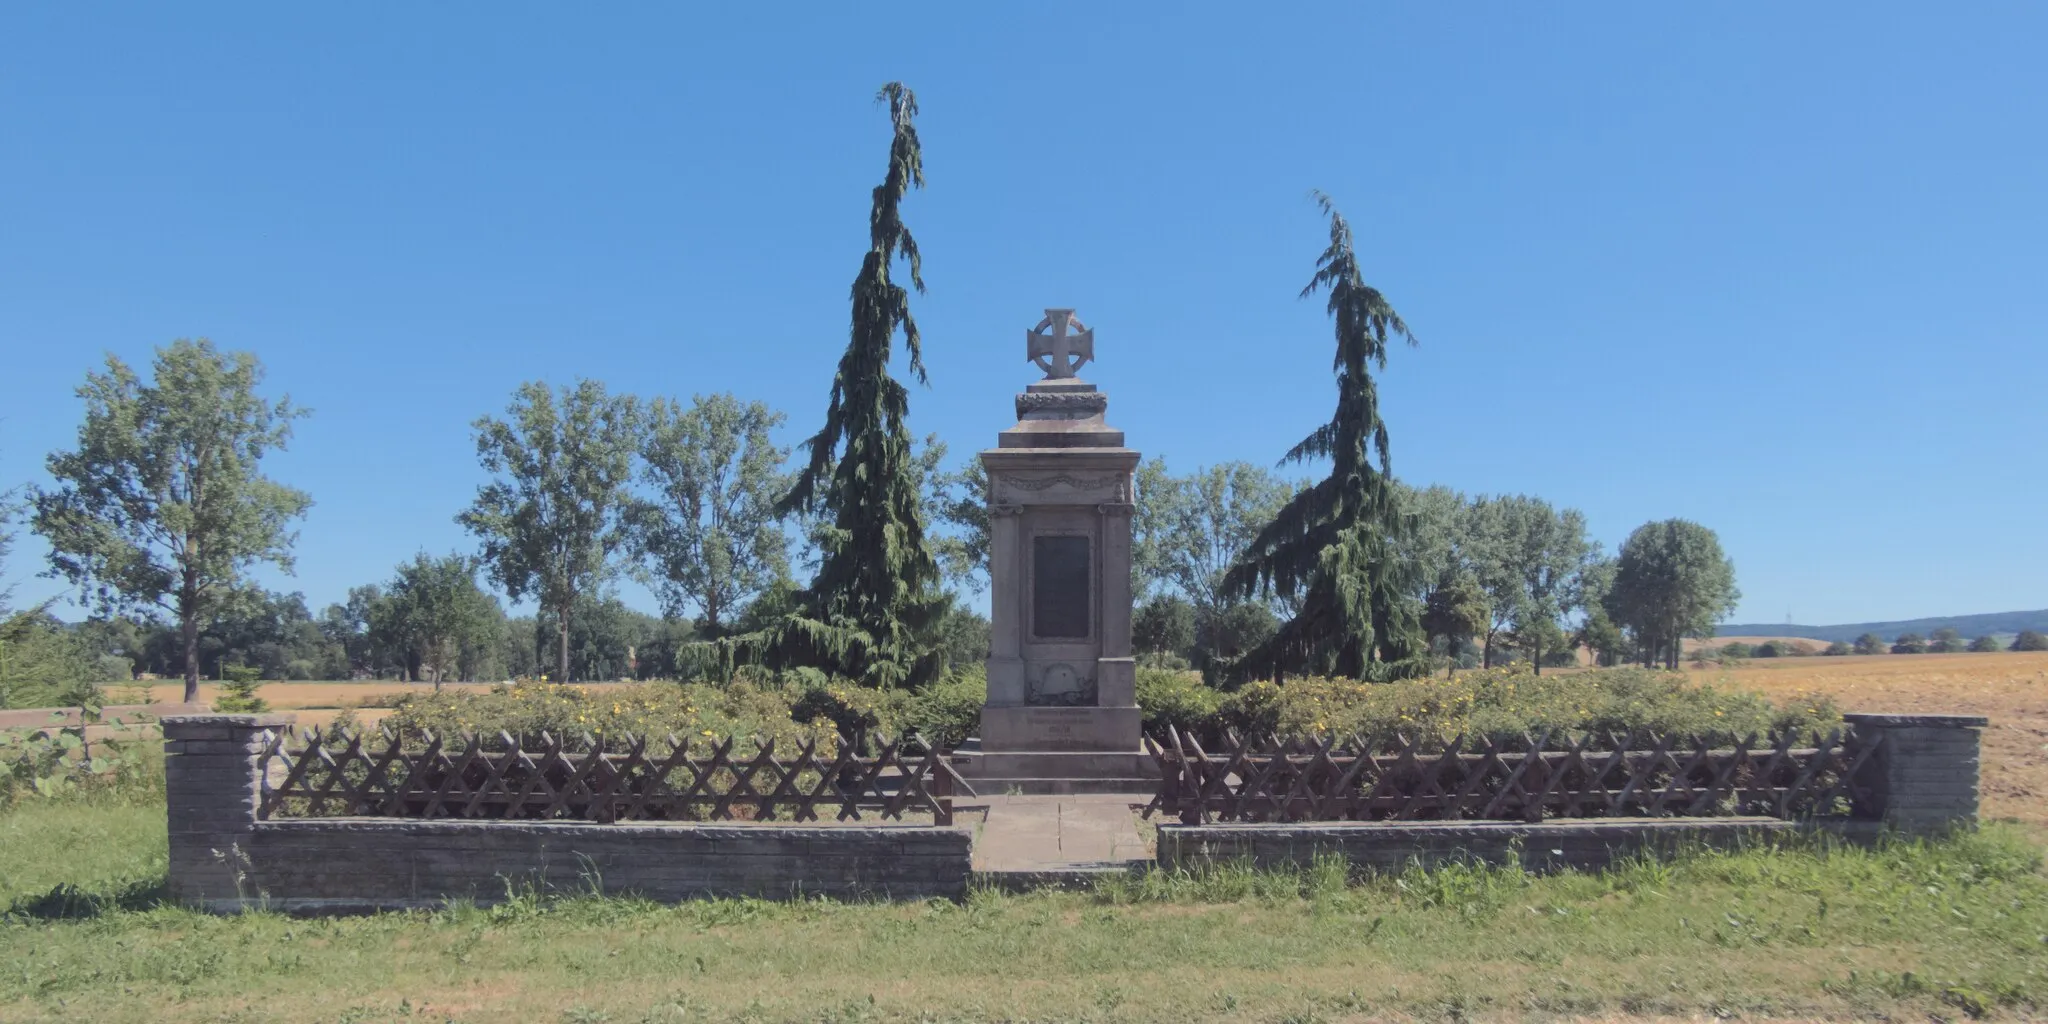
(164, 715, 973, 912)
(1159, 817, 1797, 873)
(1158, 712, 1987, 874)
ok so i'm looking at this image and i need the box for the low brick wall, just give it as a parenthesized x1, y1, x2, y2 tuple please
(1159, 817, 1797, 873)
(164, 715, 973, 912)
(1157, 712, 1986, 875)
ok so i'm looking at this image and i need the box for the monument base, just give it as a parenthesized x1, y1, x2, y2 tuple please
(980, 706, 1141, 753)
(952, 746, 1159, 796)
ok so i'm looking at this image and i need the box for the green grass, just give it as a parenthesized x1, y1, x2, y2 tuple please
(2, 792, 2045, 1022)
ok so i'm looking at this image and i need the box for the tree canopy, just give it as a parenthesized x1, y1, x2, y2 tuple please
(1221, 193, 1424, 681)
(375, 553, 502, 687)
(1603, 519, 1739, 669)
(631, 393, 790, 635)
(31, 339, 311, 702)
(458, 379, 640, 683)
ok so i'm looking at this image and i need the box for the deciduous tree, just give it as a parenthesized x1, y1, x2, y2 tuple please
(1852, 632, 1886, 656)
(32, 340, 311, 702)
(1968, 635, 2002, 653)
(631, 393, 791, 635)
(2011, 629, 2048, 652)
(1463, 495, 1592, 673)
(459, 379, 640, 683)
(377, 553, 501, 687)
(1602, 519, 1739, 670)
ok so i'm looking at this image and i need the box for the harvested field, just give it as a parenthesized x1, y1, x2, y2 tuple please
(1688, 651, 2048, 828)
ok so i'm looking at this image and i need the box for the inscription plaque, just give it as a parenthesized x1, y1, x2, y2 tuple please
(1031, 535, 1091, 639)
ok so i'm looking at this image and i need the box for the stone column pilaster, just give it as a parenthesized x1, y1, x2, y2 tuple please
(1843, 712, 1986, 835)
(162, 713, 295, 911)
(985, 504, 1026, 705)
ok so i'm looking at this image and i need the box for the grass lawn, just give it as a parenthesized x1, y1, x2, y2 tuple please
(2, 794, 2045, 1022)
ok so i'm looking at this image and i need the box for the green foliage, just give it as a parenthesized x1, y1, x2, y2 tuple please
(2009, 629, 2048, 652)
(212, 666, 267, 713)
(0, 716, 160, 806)
(1196, 603, 1277, 684)
(31, 339, 311, 702)
(1146, 666, 1840, 747)
(1221, 193, 1425, 682)
(1133, 595, 1196, 662)
(1134, 666, 1223, 735)
(739, 82, 945, 691)
(1927, 627, 1964, 654)
(1968, 634, 2002, 653)
(459, 378, 641, 683)
(1604, 519, 1740, 669)
(1420, 572, 1490, 672)
(631, 393, 791, 633)
(1853, 631, 1886, 655)
(1824, 640, 1852, 656)
(920, 438, 990, 593)
(374, 553, 503, 685)
(386, 682, 830, 749)
(1891, 632, 1928, 655)
(1719, 642, 1755, 659)
(1135, 459, 1291, 618)
(0, 610, 101, 709)
(1461, 495, 1594, 673)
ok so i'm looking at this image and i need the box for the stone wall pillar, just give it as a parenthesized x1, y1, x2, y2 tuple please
(162, 713, 294, 910)
(986, 505, 1026, 705)
(1844, 712, 1986, 834)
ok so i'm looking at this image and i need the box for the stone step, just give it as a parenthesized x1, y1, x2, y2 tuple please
(955, 749, 1158, 778)
(959, 777, 1158, 796)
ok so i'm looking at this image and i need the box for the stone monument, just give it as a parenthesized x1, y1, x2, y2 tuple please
(957, 309, 1155, 793)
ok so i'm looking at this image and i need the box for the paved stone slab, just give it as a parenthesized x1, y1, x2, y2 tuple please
(964, 794, 1152, 872)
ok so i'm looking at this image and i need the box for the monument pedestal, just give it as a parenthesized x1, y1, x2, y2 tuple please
(956, 309, 1158, 796)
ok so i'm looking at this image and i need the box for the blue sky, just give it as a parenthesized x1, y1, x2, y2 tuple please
(3, 4, 2043, 626)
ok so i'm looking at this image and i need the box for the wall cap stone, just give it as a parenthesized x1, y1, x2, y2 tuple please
(161, 714, 297, 728)
(255, 818, 973, 841)
(1843, 712, 1989, 728)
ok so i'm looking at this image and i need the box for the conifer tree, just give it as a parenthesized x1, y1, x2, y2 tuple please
(1220, 193, 1426, 681)
(737, 82, 944, 688)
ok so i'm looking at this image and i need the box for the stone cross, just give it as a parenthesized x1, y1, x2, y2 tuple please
(1026, 308, 1093, 379)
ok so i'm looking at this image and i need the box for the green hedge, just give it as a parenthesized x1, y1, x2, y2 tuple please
(1193, 667, 1839, 747)
(382, 666, 1840, 754)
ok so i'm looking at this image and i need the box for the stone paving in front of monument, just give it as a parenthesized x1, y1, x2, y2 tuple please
(961, 794, 1153, 877)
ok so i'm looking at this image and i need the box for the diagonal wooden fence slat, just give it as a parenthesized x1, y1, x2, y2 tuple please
(258, 728, 971, 825)
(1145, 726, 1880, 825)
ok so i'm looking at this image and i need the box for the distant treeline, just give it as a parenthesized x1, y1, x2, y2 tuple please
(1715, 610, 2048, 645)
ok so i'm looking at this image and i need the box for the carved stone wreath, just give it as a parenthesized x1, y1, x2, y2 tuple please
(1015, 391, 1108, 418)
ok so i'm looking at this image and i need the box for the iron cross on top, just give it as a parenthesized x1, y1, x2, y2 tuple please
(1026, 308, 1093, 379)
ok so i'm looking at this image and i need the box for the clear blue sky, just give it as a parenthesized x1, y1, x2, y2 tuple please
(4, 4, 2043, 627)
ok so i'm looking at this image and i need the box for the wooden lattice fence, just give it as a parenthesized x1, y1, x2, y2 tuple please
(1144, 727, 1883, 825)
(258, 728, 970, 825)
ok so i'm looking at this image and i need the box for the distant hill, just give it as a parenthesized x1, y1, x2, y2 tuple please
(1715, 610, 2048, 644)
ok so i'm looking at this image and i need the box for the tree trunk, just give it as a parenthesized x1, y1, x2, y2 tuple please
(1532, 634, 1543, 676)
(180, 575, 201, 704)
(557, 600, 572, 683)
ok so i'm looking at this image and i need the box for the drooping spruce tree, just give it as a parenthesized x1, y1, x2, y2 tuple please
(739, 82, 946, 689)
(1220, 193, 1427, 682)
